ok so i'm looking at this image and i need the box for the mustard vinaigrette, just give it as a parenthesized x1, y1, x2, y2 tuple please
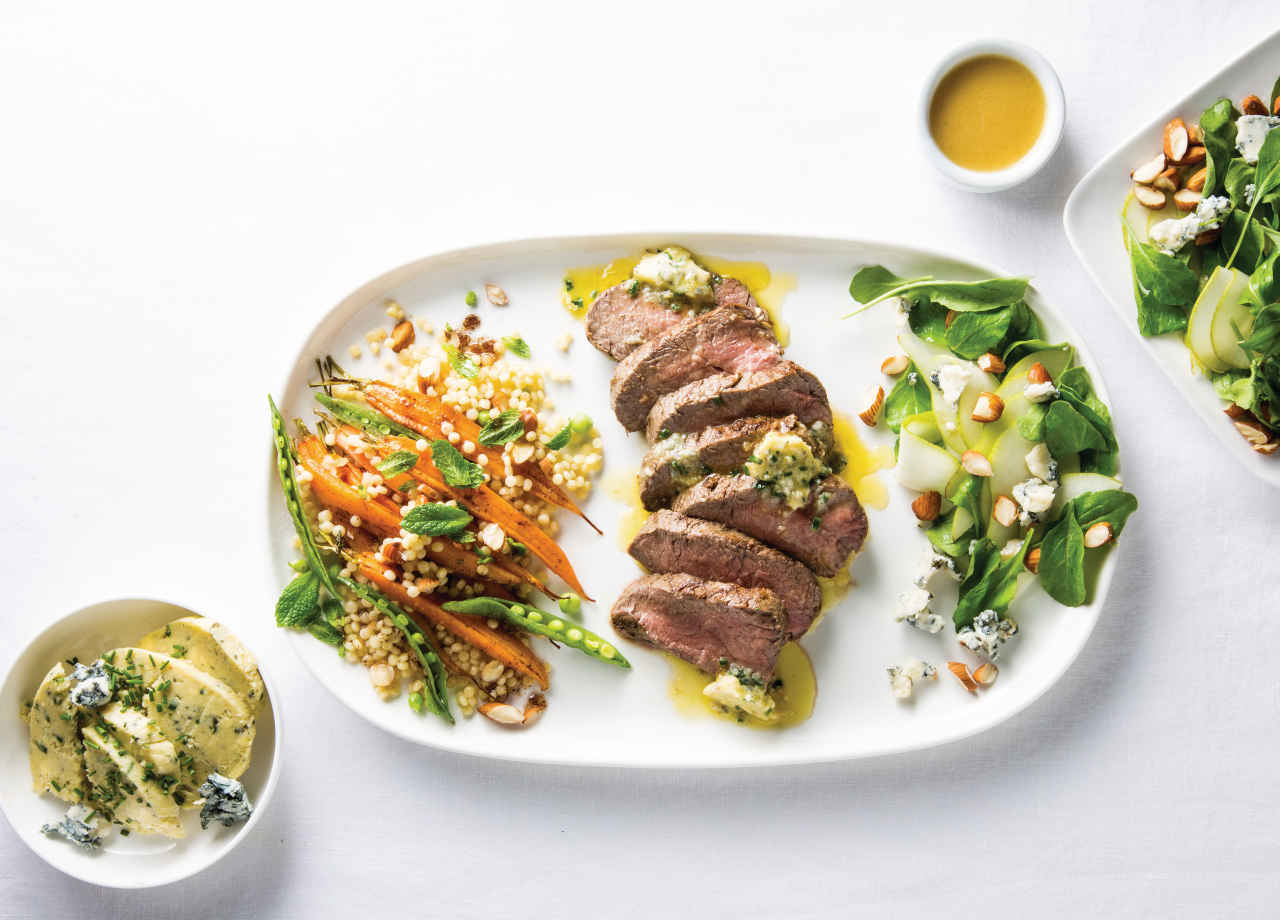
(929, 54, 1045, 172)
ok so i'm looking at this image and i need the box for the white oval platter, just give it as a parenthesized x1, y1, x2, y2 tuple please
(268, 232, 1120, 768)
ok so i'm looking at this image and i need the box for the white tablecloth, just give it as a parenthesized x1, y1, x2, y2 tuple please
(2, 2, 1276, 916)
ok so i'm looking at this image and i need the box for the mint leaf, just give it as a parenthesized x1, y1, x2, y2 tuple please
(321, 597, 346, 627)
(546, 424, 571, 451)
(309, 619, 345, 647)
(377, 450, 419, 478)
(276, 571, 321, 627)
(430, 439, 485, 488)
(442, 343, 478, 380)
(501, 335, 531, 358)
(884, 361, 931, 433)
(401, 502, 473, 536)
(478, 409, 525, 446)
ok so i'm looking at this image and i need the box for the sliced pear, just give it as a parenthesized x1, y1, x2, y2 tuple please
(951, 505, 974, 541)
(1048, 473, 1122, 519)
(1187, 267, 1234, 373)
(1209, 270, 1256, 370)
(1122, 191, 1150, 246)
(902, 412, 941, 443)
(999, 347, 1075, 398)
(896, 429, 961, 493)
(1147, 200, 1182, 238)
(986, 425, 1038, 547)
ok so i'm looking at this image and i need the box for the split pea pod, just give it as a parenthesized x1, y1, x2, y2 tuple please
(337, 576, 453, 724)
(442, 598, 630, 669)
(270, 396, 338, 598)
(314, 393, 421, 440)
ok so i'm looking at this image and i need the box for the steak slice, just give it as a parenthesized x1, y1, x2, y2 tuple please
(672, 474, 867, 577)
(609, 305, 781, 431)
(629, 510, 822, 640)
(644, 361, 833, 445)
(609, 573, 787, 677)
(585, 276, 767, 361)
(639, 415, 824, 511)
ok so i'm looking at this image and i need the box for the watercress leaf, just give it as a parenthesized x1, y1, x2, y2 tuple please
(276, 571, 321, 628)
(478, 408, 525, 446)
(376, 450, 419, 478)
(442, 343, 478, 380)
(1221, 210, 1265, 275)
(1071, 490, 1139, 538)
(1239, 304, 1280, 354)
(1018, 401, 1048, 441)
(848, 266, 930, 304)
(1125, 225, 1200, 304)
(1135, 286, 1189, 335)
(1256, 225, 1280, 261)
(946, 307, 1011, 359)
(907, 297, 950, 344)
(1039, 505, 1086, 607)
(1044, 401, 1106, 456)
(884, 361, 932, 433)
(308, 619, 344, 647)
(545, 424, 572, 450)
(500, 335, 531, 358)
(429, 439, 485, 488)
(954, 538, 1001, 630)
(1224, 159, 1257, 211)
(926, 509, 969, 558)
(1200, 98, 1240, 197)
(314, 394, 420, 440)
(400, 502, 473, 536)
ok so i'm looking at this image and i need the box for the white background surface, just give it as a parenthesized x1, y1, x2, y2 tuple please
(1, 2, 1277, 917)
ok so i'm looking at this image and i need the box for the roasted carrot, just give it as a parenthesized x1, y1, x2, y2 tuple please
(332, 424, 593, 600)
(358, 381, 601, 534)
(349, 550, 550, 690)
(296, 436, 553, 599)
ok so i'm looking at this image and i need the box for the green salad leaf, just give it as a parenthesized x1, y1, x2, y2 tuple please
(952, 537, 1028, 630)
(946, 308, 1011, 359)
(884, 361, 932, 433)
(501, 334, 531, 358)
(1124, 224, 1199, 305)
(1044, 401, 1106, 455)
(847, 271, 1029, 316)
(848, 266, 932, 304)
(1039, 504, 1086, 606)
(376, 450, 420, 478)
(1200, 98, 1240, 197)
(1018, 401, 1049, 442)
(926, 509, 970, 558)
(276, 571, 321, 628)
(1222, 210, 1265, 275)
(1226, 129, 1280, 271)
(478, 408, 526, 446)
(400, 502, 473, 537)
(907, 297, 950, 344)
(430, 438, 485, 488)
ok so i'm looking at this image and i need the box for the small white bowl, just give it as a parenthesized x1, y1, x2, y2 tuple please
(919, 38, 1066, 192)
(0, 598, 282, 888)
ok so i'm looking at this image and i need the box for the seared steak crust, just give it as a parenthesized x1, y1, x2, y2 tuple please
(609, 572, 787, 677)
(672, 474, 867, 578)
(585, 277, 767, 361)
(644, 362, 832, 444)
(629, 510, 822, 640)
(609, 305, 781, 431)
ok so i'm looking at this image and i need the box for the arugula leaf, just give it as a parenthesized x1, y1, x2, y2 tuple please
(1071, 490, 1139, 538)
(947, 308, 1011, 359)
(848, 266, 930, 304)
(846, 271, 1030, 316)
(400, 502, 473, 537)
(314, 393, 420, 440)
(442, 343, 479, 380)
(884, 361, 932, 433)
(926, 509, 970, 558)
(546, 424, 572, 451)
(1239, 304, 1280, 354)
(1226, 130, 1280, 271)
(308, 619, 345, 647)
(1221, 210, 1265, 275)
(1039, 504, 1086, 607)
(1200, 98, 1240, 197)
(478, 408, 525, 446)
(276, 571, 321, 627)
(1044, 401, 1106, 455)
(1242, 248, 1280, 313)
(1133, 277, 1189, 335)
(429, 439, 485, 488)
(1124, 224, 1199, 305)
(501, 334, 531, 358)
(1018, 401, 1048, 441)
(907, 297, 950, 344)
(1224, 159, 1257, 211)
(376, 450, 419, 478)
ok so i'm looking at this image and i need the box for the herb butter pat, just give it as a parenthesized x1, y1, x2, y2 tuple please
(744, 430, 829, 510)
(703, 665, 777, 722)
(632, 246, 715, 305)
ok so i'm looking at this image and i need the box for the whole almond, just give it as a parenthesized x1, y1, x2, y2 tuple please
(1186, 167, 1207, 193)
(389, 319, 416, 352)
(1179, 145, 1207, 166)
(912, 491, 941, 522)
(1196, 229, 1221, 246)
(971, 391, 1005, 424)
(478, 702, 526, 724)
(1027, 362, 1052, 385)
(993, 494, 1019, 528)
(1242, 94, 1269, 116)
(961, 450, 993, 477)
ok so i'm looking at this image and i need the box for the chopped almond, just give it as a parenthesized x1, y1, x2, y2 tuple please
(976, 351, 1005, 374)
(1242, 94, 1269, 116)
(993, 494, 1019, 528)
(947, 662, 978, 692)
(859, 385, 885, 426)
(1083, 522, 1114, 548)
(961, 450, 993, 477)
(971, 391, 1004, 423)
(881, 355, 910, 375)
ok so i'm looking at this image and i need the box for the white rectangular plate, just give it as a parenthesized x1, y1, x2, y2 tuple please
(269, 232, 1122, 767)
(1063, 26, 1280, 487)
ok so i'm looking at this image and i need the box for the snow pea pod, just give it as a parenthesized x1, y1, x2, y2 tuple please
(443, 598, 630, 669)
(314, 393, 420, 440)
(270, 396, 338, 599)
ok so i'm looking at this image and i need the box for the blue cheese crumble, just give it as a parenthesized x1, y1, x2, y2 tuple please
(888, 658, 936, 699)
(1025, 443, 1058, 484)
(1023, 381, 1058, 404)
(892, 587, 944, 634)
(1236, 115, 1280, 165)
(42, 804, 105, 850)
(1012, 478, 1056, 526)
(1148, 195, 1234, 255)
(68, 660, 111, 709)
(957, 610, 1018, 660)
(915, 545, 961, 587)
(198, 773, 255, 830)
(929, 364, 971, 409)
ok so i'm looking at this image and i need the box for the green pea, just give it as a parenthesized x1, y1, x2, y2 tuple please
(288, 559, 309, 573)
(478, 410, 491, 426)
(571, 412, 593, 433)
(528, 611, 543, 622)
(549, 619, 564, 631)
(558, 593, 581, 615)
(408, 692, 424, 713)
(465, 290, 477, 306)
(328, 563, 342, 580)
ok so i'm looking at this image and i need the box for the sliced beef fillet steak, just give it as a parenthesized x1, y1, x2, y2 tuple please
(609, 573, 787, 678)
(638, 415, 824, 511)
(585, 276, 767, 361)
(672, 474, 867, 578)
(609, 305, 781, 431)
(628, 510, 822, 640)
(644, 361, 833, 446)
